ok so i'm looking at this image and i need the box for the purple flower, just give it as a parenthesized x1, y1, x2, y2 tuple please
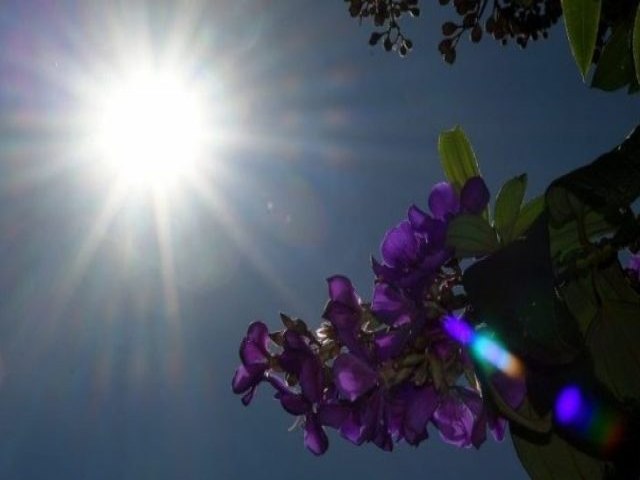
(322, 275, 369, 359)
(267, 374, 330, 455)
(429, 182, 460, 220)
(629, 253, 640, 279)
(408, 205, 447, 251)
(371, 283, 414, 327)
(333, 353, 378, 402)
(278, 330, 324, 403)
(372, 221, 445, 289)
(432, 386, 486, 448)
(426, 177, 490, 220)
(380, 221, 425, 270)
(387, 383, 439, 446)
(373, 328, 411, 361)
(460, 176, 490, 214)
(232, 322, 271, 405)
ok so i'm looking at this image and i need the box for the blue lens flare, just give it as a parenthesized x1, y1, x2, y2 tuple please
(443, 315, 474, 345)
(443, 315, 522, 377)
(555, 385, 585, 425)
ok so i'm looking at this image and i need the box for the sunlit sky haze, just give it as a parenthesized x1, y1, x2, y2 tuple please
(0, 1, 637, 479)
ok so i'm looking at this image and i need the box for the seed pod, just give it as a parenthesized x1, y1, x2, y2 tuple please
(463, 13, 476, 28)
(444, 48, 457, 64)
(471, 24, 482, 43)
(383, 36, 393, 51)
(369, 31, 383, 46)
(442, 21, 457, 36)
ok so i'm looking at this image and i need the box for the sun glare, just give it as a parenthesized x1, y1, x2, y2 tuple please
(90, 66, 207, 191)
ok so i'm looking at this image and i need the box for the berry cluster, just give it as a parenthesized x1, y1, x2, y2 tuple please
(439, 0, 562, 63)
(344, 0, 419, 56)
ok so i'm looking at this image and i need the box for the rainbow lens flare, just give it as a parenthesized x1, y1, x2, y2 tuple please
(443, 315, 523, 377)
(554, 385, 625, 454)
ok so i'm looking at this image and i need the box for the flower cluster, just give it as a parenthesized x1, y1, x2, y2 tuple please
(232, 177, 525, 455)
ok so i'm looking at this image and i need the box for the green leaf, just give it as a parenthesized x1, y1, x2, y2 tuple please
(446, 214, 498, 258)
(546, 126, 640, 228)
(462, 215, 581, 365)
(511, 195, 545, 240)
(512, 426, 609, 480)
(587, 262, 640, 403)
(634, 5, 640, 84)
(494, 174, 527, 244)
(549, 210, 616, 262)
(438, 126, 480, 190)
(591, 21, 634, 92)
(560, 271, 599, 336)
(561, 0, 601, 79)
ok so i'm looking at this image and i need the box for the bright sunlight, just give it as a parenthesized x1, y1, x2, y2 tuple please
(89, 65, 208, 191)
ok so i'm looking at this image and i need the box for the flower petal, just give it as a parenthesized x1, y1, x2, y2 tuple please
(488, 414, 507, 442)
(491, 370, 526, 410)
(371, 283, 413, 327)
(299, 358, 323, 404)
(407, 204, 429, 231)
(317, 404, 350, 429)
(232, 364, 265, 395)
(630, 253, 640, 276)
(429, 182, 459, 220)
(404, 385, 438, 445)
(277, 392, 310, 416)
(433, 392, 475, 448)
(304, 415, 329, 455)
(374, 329, 410, 362)
(333, 353, 377, 402)
(460, 176, 489, 214)
(327, 275, 360, 307)
(381, 221, 421, 268)
(340, 410, 366, 445)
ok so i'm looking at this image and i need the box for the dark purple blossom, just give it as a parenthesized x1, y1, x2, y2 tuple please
(371, 283, 415, 327)
(380, 221, 425, 270)
(333, 353, 378, 402)
(387, 383, 439, 446)
(232, 322, 271, 405)
(429, 182, 460, 220)
(372, 221, 446, 290)
(322, 275, 365, 356)
(267, 374, 330, 455)
(432, 386, 486, 448)
(628, 253, 640, 280)
(460, 176, 490, 214)
(232, 173, 529, 458)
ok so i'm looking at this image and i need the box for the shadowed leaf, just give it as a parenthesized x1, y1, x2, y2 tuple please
(494, 174, 527, 244)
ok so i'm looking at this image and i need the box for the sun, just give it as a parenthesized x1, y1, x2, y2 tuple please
(90, 65, 208, 191)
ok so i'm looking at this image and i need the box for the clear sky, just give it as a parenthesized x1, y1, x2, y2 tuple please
(0, 1, 637, 479)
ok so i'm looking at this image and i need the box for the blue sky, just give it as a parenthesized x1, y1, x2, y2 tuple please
(0, 1, 637, 478)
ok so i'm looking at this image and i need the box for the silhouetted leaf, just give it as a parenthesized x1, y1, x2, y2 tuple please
(561, 0, 601, 79)
(634, 5, 640, 84)
(463, 215, 581, 365)
(494, 174, 527, 244)
(592, 21, 634, 92)
(511, 195, 544, 240)
(587, 261, 640, 403)
(512, 426, 609, 480)
(547, 126, 640, 225)
(446, 214, 498, 258)
(549, 211, 616, 263)
(546, 126, 640, 261)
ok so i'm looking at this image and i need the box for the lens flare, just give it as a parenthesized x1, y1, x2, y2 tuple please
(443, 315, 523, 377)
(555, 385, 587, 425)
(554, 384, 625, 454)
